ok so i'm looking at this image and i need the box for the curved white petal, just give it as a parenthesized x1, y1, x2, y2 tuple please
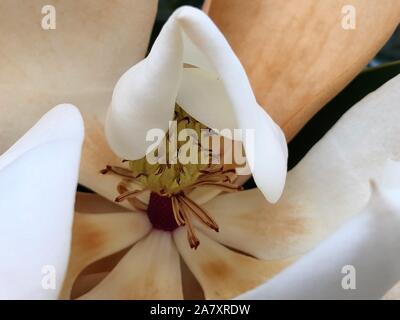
(177, 68, 237, 130)
(0, 104, 84, 299)
(177, 7, 288, 203)
(105, 13, 184, 160)
(237, 161, 400, 299)
(105, 6, 287, 203)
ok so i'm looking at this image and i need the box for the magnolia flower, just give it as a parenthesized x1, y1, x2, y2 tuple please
(2, 1, 400, 300)
(61, 6, 289, 299)
(58, 7, 400, 300)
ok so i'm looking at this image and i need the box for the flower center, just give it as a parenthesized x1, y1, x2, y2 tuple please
(127, 105, 215, 195)
(147, 192, 179, 232)
(100, 105, 243, 249)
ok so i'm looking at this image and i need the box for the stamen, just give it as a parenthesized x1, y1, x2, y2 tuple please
(199, 168, 221, 174)
(178, 195, 219, 232)
(154, 165, 165, 176)
(180, 116, 191, 125)
(117, 182, 148, 212)
(100, 165, 145, 180)
(179, 203, 200, 250)
(115, 188, 148, 203)
(171, 196, 186, 226)
(192, 180, 243, 192)
(100, 105, 248, 249)
(196, 171, 236, 184)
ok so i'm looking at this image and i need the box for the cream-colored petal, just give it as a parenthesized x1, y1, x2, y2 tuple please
(75, 192, 130, 214)
(197, 189, 323, 260)
(181, 259, 205, 300)
(384, 281, 400, 300)
(186, 186, 222, 206)
(197, 75, 400, 261)
(237, 174, 400, 299)
(105, 7, 287, 203)
(0, 105, 84, 299)
(174, 229, 294, 300)
(80, 231, 183, 300)
(0, 0, 157, 154)
(60, 212, 151, 299)
(206, 0, 400, 141)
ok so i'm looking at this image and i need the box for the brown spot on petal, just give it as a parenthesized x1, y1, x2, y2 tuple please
(201, 260, 233, 283)
(73, 214, 109, 256)
(175, 229, 295, 299)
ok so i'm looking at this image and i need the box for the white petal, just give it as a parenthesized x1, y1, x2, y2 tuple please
(282, 74, 400, 232)
(80, 231, 183, 299)
(181, 31, 215, 72)
(105, 6, 287, 203)
(177, 67, 237, 130)
(0, 104, 84, 299)
(237, 173, 400, 300)
(177, 7, 287, 203)
(105, 12, 184, 160)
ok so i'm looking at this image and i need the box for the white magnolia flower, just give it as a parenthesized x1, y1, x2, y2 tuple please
(2, 3, 400, 300)
(4, 76, 400, 300)
(58, 7, 400, 300)
(0, 104, 84, 299)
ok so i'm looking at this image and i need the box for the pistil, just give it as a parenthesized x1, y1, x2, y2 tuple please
(101, 164, 241, 249)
